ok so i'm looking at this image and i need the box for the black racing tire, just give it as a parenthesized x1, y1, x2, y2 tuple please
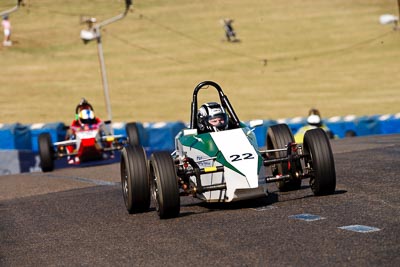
(120, 145, 150, 214)
(126, 122, 140, 147)
(266, 124, 301, 191)
(38, 133, 54, 172)
(303, 128, 336, 195)
(150, 152, 180, 219)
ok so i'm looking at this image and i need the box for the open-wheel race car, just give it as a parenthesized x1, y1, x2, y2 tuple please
(120, 81, 336, 219)
(38, 121, 141, 172)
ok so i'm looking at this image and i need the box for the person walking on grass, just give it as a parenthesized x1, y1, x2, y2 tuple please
(2, 14, 12, 47)
(221, 18, 238, 42)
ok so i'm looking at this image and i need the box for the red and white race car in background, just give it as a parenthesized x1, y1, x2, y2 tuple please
(38, 121, 140, 172)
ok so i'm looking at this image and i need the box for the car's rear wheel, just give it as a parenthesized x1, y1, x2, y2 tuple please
(38, 133, 54, 172)
(345, 130, 356, 137)
(120, 145, 150, 213)
(126, 122, 140, 147)
(303, 128, 336, 195)
(150, 152, 180, 219)
(266, 124, 301, 191)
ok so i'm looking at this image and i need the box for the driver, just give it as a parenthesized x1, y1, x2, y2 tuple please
(72, 98, 100, 128)
(197, 102, 229, 132)
(294, 108, 335, 143)
(66, 98, 103, 164)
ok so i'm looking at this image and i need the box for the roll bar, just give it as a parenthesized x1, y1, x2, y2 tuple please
(190, 81, 241, 129)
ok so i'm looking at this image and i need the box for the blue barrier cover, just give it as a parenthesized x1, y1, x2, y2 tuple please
(326, 116, 357, 138)
(30, 122, 67, 153)
(18, 150, 37, 173)
(111, 122, 126, 137)
(355, 115, 381, 136)
(0, 123, 32, 150)
(145, 121, 186, 152)
(1, 115, 400, 176)
(377, 115, 400, 134)
(1, 114, 400, 156)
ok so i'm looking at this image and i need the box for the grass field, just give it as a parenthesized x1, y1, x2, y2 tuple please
(1, 0, 399, 124)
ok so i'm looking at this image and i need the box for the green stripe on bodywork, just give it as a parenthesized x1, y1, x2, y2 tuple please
(179, 132, 243, 175)
(179, 127, 263, 175)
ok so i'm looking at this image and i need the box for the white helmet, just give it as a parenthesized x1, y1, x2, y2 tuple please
(307, 108, 322, 126)
(307, 114, 321, 126)
(197, 102, 228, 132)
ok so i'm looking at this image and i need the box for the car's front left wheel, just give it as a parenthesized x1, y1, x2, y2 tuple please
(303, 128, 336, 195)
(266, 124, 302, 191)
(150, 152, 180, 219)
(120, 145, 150, 213)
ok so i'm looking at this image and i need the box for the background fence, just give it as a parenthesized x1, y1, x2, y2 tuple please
(1, 113, 399, 175)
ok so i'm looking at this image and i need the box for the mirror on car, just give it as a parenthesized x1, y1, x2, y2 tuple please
(249, 119, 263, 128)
(183, 129, 198, 136)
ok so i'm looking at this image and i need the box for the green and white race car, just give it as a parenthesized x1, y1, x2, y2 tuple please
(120, 81, 336, 219)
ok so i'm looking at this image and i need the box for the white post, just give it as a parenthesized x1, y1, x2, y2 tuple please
(80, 1, 132, 134)
(95, 27, 113, 123)
(0, 0, 23, 17)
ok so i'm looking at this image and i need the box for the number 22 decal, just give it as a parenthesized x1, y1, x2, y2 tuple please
(230, 153, 254, 162)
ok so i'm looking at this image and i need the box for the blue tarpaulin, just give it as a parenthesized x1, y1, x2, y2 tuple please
(0, 123, 32, 150)
(145, 121, 186, 153)
(377, 114, 400, 135)
(1, 115, 400, 154)
(30, 122, 67, 153)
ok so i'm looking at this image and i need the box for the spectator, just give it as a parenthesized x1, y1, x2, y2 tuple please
(2, 14, 12, 47)
(221, 18, 238, 42)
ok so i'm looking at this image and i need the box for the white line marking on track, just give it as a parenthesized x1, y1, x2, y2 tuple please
(289, 213, 326, 221)
(252, 205, 277, 211)
(338, 225, 381, 233)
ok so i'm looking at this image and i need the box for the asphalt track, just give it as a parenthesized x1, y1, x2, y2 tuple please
(1, 134, 399, 266)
